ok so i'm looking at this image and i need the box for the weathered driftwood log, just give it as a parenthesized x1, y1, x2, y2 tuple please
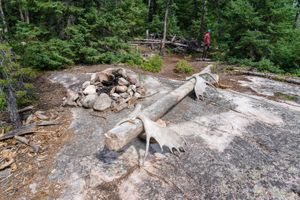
(233, 70, 300, 85)
(105, 65, 214, 151)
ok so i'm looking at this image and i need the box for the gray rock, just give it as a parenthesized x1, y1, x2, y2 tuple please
(130, 85, 137, 92)
(116, 86, 128, 93)
(110, 87, 116, 96)
(97, 72, 109, 83)
(93, 93, 112, 111)
(135, 81, 142, 88)
(128, 90, 134, 97)
(136, 87, 146, 95)
(117, 68, 128, 78)
(83, 85, 96, 95)
(134, 92, 141, 98)
(82, 81, 90, 89)
(118, 77, 129, 86)
(90, 73, 98, 84)
(81, 94, 97, 108)
(120, 93, 129, 99)
(127, 74, 138, 84)
(111, 93, 121, 100)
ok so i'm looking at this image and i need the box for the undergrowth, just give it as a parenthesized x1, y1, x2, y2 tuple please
(140, 55, 163, 73)
(174, 60, 193, 74)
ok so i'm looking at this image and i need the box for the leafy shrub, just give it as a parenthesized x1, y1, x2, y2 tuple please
(174, 60, 193, 74)
(255, 58, 283, 74)
(23, 39, 75, 70)
(271, 30, 300, 70)
(141, 55, 163, 73)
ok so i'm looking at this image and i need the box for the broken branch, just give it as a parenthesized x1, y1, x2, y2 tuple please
(14, 136, 40, 153)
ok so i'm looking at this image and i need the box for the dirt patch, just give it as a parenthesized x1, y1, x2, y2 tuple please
(0, 74, 73, 200)
(32, 74, 68, 110)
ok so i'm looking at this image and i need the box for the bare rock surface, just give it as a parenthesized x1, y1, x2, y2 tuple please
(47, 72, 300, 200)
(238, 76, 300, 103)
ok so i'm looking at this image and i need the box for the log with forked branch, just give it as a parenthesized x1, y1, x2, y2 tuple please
(104, 65, 214, 151)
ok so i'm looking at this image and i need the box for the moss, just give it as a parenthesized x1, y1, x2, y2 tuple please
(274, 92, 298, 102)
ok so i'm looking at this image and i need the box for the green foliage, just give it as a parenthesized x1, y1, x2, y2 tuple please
(0, 0, 298, 74)
(0, 44, 36, 109)
(0, 92, 7, 111)
(23, 39, 75, 70)
(174, 60, 193, 74)
(274, 92, 298, 102)
(228, 57, 284, 74)
(141, 55, 163, 73)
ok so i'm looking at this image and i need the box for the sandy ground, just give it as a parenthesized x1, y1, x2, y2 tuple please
(0, 58, 300, 199)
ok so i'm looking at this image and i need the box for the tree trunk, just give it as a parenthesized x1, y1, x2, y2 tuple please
(147, 0, 152, 22)
(105, 65, 214, 151)
(24, 9, 30, 24)
(2, 84, 21, 128)
(0, 0, 8, 33)
(193, 0, 199, 20)
(160, 0, 171, 56)
(199, 0, 206, 38)
(19, 7, 24, 22)
(294, 1, 300, 29)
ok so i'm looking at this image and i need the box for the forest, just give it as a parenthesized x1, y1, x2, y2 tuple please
(0, 0, 299, 70)
(0, 0, 299, 124)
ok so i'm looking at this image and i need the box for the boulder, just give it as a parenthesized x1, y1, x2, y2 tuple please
(81, 94, 97, 108)
(93, 93, 112, 111)
(82, 81, 90, 89)
(83, 85, 96, 95)
(115, 86, 128, 93)
(118, 78, 129, 86)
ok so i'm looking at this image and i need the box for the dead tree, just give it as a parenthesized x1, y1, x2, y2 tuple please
(199, 0, 206, 37)
(0, 0, 8, 33)
(0, 50, 21, 128)
(160, 0, 171, 56)
(294, 0, 300, 28)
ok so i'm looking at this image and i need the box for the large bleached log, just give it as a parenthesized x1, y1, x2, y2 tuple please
(105, 65, 213, 151)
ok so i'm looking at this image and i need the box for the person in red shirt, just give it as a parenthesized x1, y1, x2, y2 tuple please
(202, 29, 211, 61)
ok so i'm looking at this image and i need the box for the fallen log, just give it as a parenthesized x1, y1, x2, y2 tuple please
(129, 40, 188, 47)
(233, 70, 300, 85)
(105, 65, 214, 151)
(0, 124, 35, 141)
